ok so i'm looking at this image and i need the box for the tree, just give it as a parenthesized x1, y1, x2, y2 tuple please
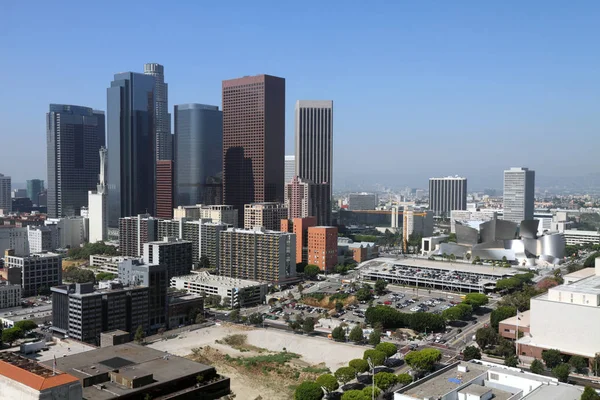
(375, 342, 397, 358)
(490, 306, 517, 329)
(530, 359, 545, 374)
(463, 346, 481, 361)
(355, 288, 372, 302)
(349, 325, 364, 343)
(349, 358, 369, 374)
(199, 255, 211, 269)
(341, 390, 369, 400)
(134, 325, 145, 344)
(581, 387, 600, 400)
(404, 348, 442, 372)
(397, 373, 412, 386)
(374, 371, 399, 392)
(570, 355, 587, 373)
(504, 355, 519, 367)
(465, 253, 471, 261)
(475, 327, 499, 349)
(2, 327, 23, 345)
(334, 366, 356, 384)
(365, 306, 405, 329)
(304, 264, 320, 280)
(374, 279, 387, 295)
(408, 312, 446, 332)
(14, 320, 37, 331)
(248, 313, 263, 325)
(464, 293, 489, 310)
(63, 266, 96, 284)
(303, 317, 315, 334)
(316, 374, 339, 392)
(552, 363, 571, 383)
(294, 381, 324, 400)
(542, 349, 563, 369)
(335, 301, 344, 312)
(331, 326, 345, 341)
(363, 349, 386, 366)
(195, 313, 206, 324)
(443, 305, 470, 322)
(221, 297, 231, 308)
(368, 329, 381, 346)
(229, 309, 240, 322)
(96, 272, 116, 281)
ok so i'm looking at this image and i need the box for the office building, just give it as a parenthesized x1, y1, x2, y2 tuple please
(171, 271, 267, 308)
(158, 219, 228, 270)
(90, 255, 136, 275)
(144, 63, 172, 161)
(46, 104, 105, 218)
(0, 281, 21, 309)
(167, 293, 204, 328)
(244, 202, 287, 231)
(307, 226, 338, 272)
(284, 155, 295, 186)
(450, 209, 498, 233)
(429, 176, 467, 216)
(118, 259, 168, 329)
(143, 237, 193, 279)
(173, 204, 238, 227)
(394, 360, 582, 400)
(348, 193, 378, 210)
(219, 227, 296, 283)
(107, 72, 155, 227)
(0, 174, 11, 214)
(51, 282, 149, 345)
(338, 238, 379, 263)
(222, 74, 285, 222)
(4, 251, 62, 297)
(281, 217, 317, 266)
(88, 147, 108, 243)
(156, 160, 174, 219)
(41, 343, 230, 399)
(284, 176, 318, 220)
(295, 100, 333, 225)
(38, 190, 47, 207)
(403, 208, 434, 237)
(0, 226, 29, 256)
(118, 214, 158, 257)
(11, 188, 27, 199)
(503, 167, 535, 223)
(26, 179, 45, 206)
(561, 230, 600, 246)
(27, 225, 58, 253)
(45, 217, 88, 249)
(0, 352, 82, 399)
(174, 103, 223, 206)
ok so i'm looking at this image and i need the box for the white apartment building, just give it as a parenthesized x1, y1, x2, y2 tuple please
(0, 226, 29, 256)
(172, 204, 238, 227)
(27, 225, 58, 253)
(243, 202, 288, 231)
(561, 230, 600, 246)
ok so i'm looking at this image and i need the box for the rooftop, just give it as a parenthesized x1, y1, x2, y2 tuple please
(362, 257, 516, 277)
(562, 230, 600, 236)
(0, 352, 79, 391)
(549, 273, 600, 295)
(499, 309, 531, 328)
(400, 362, 488, 399)
(563, 267, 596, 281)
(171, 271, 264, 288)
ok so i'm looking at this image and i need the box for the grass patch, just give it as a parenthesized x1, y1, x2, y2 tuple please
(301, 293, 357, 309)
(302, 366, 330, 374)
(215, 334, 265, 353)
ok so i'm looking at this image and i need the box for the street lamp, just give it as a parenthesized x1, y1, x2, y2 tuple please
(367, 357, 375, 400)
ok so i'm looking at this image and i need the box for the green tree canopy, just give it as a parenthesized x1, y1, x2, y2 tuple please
(95, 272, 116, 281)
(355, 288, 372, 302)
(530, 359, 545, 374)
(475, 327, 499, 349)
(397, 373, 413, 386)
(504, 355, 519, 367)
(490, 306, 517, 329)
(303, 317, 315, 334)
(304, 264, 321, 280)
(294, 381, 324, 400)
(375, 342, 397, 358)
(68, 242, 118, 260)
(374, 279, 387, 295)
(542, 349, 563, 369)
(552, 363, 571, 383)
(581, 387, 600, 400)
(374, 371, 398, 392)
(63, 266, 96, 284)
(315, 374, 339, 392)
(368, 329, 381, 346)
(349, 359, 369, 374)
(340, 390, 369, 400)
(248, 313, 263, 325)
(2, 327, 23, 345)
(334, 366, 356, 384)
(363, 349, 386, 366)
(464, 293, 489, 309)
(569, 355, 587, 373)
(331, 326, 345, 341)
(349, 325, 364, 343)
(14, 320, 37, 331)
(134, 325, 145, 343)
(443, 303, 472, 321)
(404, 348, 442, 372)
(463, 346, 481, 361)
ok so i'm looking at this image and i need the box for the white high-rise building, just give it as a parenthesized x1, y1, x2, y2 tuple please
(284, 155, 295, 185)
(144, 63, 172, 161)
(88, 147, 108, 243)
(0, 173, 11, 214)
(503, 167, 535, 223)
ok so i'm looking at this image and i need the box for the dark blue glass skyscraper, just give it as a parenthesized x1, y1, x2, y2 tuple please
(174, 104, 223, 206)
(46, 104, 105, 218)
(107, 72, 155, 227)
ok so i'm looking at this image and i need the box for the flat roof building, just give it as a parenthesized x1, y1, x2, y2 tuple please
(0, 281, 21, 309)
(307, 226, 338, 272)
(4, 252, 62, 297)
(348, 193, 378, 211)
(244, 202, 288, 231)
(143, 237, 192, 279)
(281, 217, 317, 266)
(118, 214, 158, 257)
(561, 229, 600, 246)
(429, 176, 467, 217)
(503, 167, 535, 224)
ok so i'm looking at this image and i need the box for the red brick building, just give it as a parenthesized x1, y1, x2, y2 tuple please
(156, 160, 174, 219)
(281, 217, 316, 266)
(307, 226, 338, 272)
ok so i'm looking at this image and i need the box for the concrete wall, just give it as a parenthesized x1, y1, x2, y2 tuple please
(0, 374, 82, 400)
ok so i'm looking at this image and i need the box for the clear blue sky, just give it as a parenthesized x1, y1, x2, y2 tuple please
(1, 1, 598, 190)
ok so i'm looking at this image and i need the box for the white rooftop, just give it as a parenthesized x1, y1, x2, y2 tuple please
(171, 271, 264, 289)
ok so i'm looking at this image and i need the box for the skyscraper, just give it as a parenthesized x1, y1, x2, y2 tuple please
(156, 160, 174, 219)
(174, 104, 223, 206)
(295, 100, 333, 225)
(428, 176, 467, 216)
(144, 63, 172, 161)
(0, 174, 11, 213)
(47, 104, 105, 218)
(503, 167, 535, 223)
(26, 179, 45, 206)
(222, 74, 285, 222)
(284, 155, 295, 185)
(107, 72, 155, 227)
(284, 176, 318, 220)
(88, 147, 108, 243)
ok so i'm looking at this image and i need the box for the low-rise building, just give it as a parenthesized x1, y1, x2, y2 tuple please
(561, 229, 600, 246)
(171, 271, 267, 308)
(40, 343, 230, 400)
(0, 352, 82, 399)
(167, 293, 204, 328)
(0, 281, 21, 309)
(4, 251, 62, 297)
(173, 204, 238, 227)
(499, 310, 531, 340)
(89, 255, 135, 275)
(420, 235, 450, 256)
(337, 237, 379, 263)
(143, 237, 192, 279)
